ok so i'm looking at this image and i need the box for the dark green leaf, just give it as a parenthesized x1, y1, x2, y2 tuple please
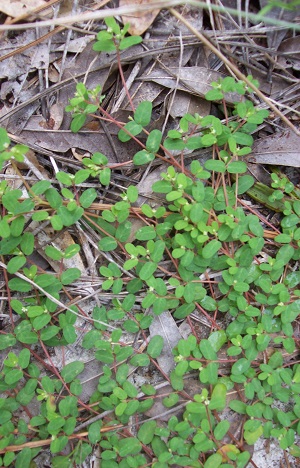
(231, 358, 250, 375)
(147, 335, 164, 358)
(139, 262, 157, 281)
(134, 101, 152, 126)
(88, 420, 103, 444)
(202, 239, 221, 259)
(61, 361, 84, 383)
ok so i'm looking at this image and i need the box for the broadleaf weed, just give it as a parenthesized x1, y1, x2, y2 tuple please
(0, 18, 299, 468)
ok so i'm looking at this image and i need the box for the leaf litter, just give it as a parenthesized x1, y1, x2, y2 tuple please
(0, 1, 300, 467)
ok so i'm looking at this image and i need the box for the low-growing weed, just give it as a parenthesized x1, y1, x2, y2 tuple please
(0, 16, 299, 468)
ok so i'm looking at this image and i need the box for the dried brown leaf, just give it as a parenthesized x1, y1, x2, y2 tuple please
(120, 0, 160, 36)
(278, 35, 300, 71)
(247, 130, 300, 167)
(0, 0, 46, 17)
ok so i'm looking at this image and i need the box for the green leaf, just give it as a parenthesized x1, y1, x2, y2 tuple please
(45, 246, 63, 261)
(126, 185, 138, 202)
(32, 314, 51, 331)
(31, 180, 52, 195)
(0, 217, 10, 238)
(57, 205, 84, 226)
(70, 114, 87, 132)
(134, 101, 152, 126)
(200, 340, 217, 360)
(229, 400, 247, 414)
(290, 444, 300, 457)
(10, 216, 25, 237)
(64, 244, 81, 259)
(170, 369, 184, 391)
(61, 361, 84, 383)
(0, 409, 12, 424)
(40, 326, 60, 341)
(45, 188, 62, 208)
(163, 392, 180, 408)
(205, 159, 226, 172)
(146, 129, 162, 152)
(209, 383, 227, 410)
(18, 348, 31, 369)
(119, 35, 142, 50)
(104, 17, 120, 33)
(147, 335, 164, 358)
(60, 268, 81, 285)
(214, 420, 230, 440)
(88, 420, 103, 444)
(227, 161, 247, 174)
(8, 278, 32, 292)
(202, 133, 217, 146)
(118, 121, 143, 142)
(231, 131, 253, 146)
(74, 169, 90, 184)
(63, 324, 77, 344)
(204, 453, 223, 468)
(244, 424, 263, 445)
(133, 150, 155, 165)
(0, 334, 16, 350)
(205, 89, 224, 101)
(118, 437, 142, 457)
(0, 127, 11, 151)
(202, 239, 221, 259)
(6, 256, 26, 274)
(79, 188, 97, 208)
(98, 237, 118, 251)
(130, 354, 150, 367)
(47, 417, 65, 436)
(268, 351, 283, 369)
(208, 330, 227, 352)
(141, 384, 156, 395)
(93, 39, 116, 52)
(173, 303, 195, 319)
(135, 226, 157, 241)
(5, 369, 23, 385)
(99, 167, 111, 186)
(50, 435, 68, 453)
(15, 448, 32, 468)
(139, 262, 157, 280)
(138, 421, 156, 444)
(231, 358, 250, 375)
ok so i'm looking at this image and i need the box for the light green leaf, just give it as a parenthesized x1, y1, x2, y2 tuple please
(133, 150, 155, 165)
(98, 237, 118, 252)
(7, 256, 26, 274)
(60, 268, 81, 285)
